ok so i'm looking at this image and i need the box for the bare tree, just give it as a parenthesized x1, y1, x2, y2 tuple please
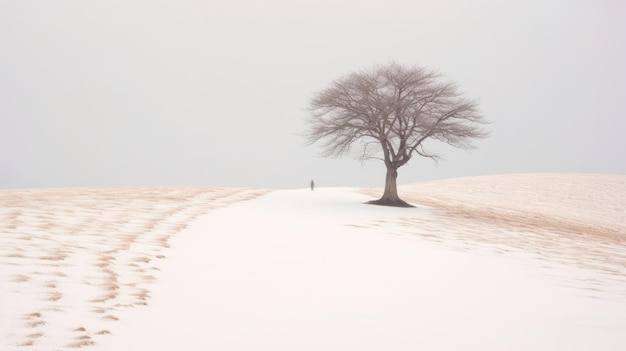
(305, 62, 489, 207)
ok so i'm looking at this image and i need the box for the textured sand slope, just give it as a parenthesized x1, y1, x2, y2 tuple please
(399, 173, 626, 237)
(0, 187, 269, 349)
(364, 173, 626, 299)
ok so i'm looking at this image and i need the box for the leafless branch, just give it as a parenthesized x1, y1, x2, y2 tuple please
(305, 62, 489, 170)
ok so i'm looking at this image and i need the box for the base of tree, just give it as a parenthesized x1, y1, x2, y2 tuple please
(366, 198, 415, 208)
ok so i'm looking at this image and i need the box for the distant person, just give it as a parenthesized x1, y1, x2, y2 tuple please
(310, 179, 315, 191)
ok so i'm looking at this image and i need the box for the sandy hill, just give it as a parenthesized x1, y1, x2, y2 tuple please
(1, 173, 625, 350)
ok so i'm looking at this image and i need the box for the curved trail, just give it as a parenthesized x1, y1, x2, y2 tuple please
(97, 188, 626, 351)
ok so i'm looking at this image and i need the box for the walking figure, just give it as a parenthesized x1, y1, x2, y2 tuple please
(310, 179, 315, 191)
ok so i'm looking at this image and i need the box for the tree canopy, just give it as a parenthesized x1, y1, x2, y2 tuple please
(305, 62, 489, 207)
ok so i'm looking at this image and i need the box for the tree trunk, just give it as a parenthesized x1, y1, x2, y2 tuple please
(367, 166, 414, 207)
(382, 167, 400, 201)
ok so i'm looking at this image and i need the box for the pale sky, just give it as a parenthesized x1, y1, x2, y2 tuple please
(1, 0, 625, 189)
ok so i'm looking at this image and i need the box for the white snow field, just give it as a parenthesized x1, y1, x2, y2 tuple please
(1, 174, 625, 350)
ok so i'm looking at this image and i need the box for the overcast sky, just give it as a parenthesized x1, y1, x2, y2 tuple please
(1, 0, 625, 189)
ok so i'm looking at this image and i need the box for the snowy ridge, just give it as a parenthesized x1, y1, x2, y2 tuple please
(364, 174, 626, 302)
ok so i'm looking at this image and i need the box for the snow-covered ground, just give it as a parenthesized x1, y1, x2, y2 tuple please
(1, 174, 625, 350)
